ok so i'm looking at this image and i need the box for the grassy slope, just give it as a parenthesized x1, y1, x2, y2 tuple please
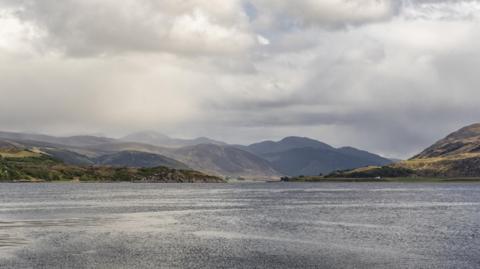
(0, 149, 42, 158)
(283, 175, 480, 183)
(0, 150, 224, 183)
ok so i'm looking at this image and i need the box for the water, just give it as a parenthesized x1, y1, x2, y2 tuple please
(0, 183, 479, 268)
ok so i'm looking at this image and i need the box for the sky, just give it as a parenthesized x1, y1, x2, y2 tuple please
(1, 0, 480, 158)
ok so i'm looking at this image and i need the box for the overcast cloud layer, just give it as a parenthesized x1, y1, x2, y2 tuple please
(1, 0, 480, 158)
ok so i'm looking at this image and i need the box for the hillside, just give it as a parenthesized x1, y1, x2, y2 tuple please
(95, 151, 189, 169)
(0, 147, 223, 183)
(327, 123, 480, 178)
(247, 137, 392, 176)
(81, 142, 171, 157)
(170, 144, 281, 179)
(414, 123, 480, 158)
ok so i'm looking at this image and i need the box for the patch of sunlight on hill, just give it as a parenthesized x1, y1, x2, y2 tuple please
(0, 150, 41, 158)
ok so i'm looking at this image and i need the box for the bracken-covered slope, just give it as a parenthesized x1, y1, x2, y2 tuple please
(414, 123, 480, 159)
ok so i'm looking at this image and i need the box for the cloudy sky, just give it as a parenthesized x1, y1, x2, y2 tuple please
(1, 0, 480, 158)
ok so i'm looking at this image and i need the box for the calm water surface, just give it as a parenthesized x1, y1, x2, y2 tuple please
(0, 182, 479, 268)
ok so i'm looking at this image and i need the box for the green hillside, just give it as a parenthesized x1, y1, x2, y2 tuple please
(0, 149, 223, 183)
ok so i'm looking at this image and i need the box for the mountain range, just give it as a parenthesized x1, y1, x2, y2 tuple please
(0, 130, 393, 179)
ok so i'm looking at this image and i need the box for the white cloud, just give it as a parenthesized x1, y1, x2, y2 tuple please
(257, 34, 270, 45)
(402, 0, 480, 20)
(1, 0, 480, 158)
(1, 0, 255, 56)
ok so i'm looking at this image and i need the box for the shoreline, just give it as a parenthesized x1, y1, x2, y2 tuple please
(4, 178, 480, 183)
(281, 177, 480, 183)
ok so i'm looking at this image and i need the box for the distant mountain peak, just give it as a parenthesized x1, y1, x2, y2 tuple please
(281, 136, 316, 141)
(248, 136, 334, 156)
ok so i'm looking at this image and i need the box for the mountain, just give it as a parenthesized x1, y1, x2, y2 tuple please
(247, 136, 334, 155)
(121, 131, 226, 148)
(414, 123, 480, 159)
(399, 123, 480, 177)
(95, 151, 189, 169)
(43, 148, 95, 166)
(329, 123, 480, 178)
(247, 137, 392, 176)
(90, 142, 282, 179)
(170, 144, 281, 179)
(0, 131, 116, 147)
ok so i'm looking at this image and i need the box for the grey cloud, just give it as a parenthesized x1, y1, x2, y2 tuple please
(3, 0, 255, 57)
(1, 0, 480, 158)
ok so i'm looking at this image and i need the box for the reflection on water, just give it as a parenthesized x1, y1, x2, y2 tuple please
(0, 183, 480, 268)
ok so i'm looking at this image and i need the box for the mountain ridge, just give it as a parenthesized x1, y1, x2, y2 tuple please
(121, 131, 226, 148)
(414, 123, 480, 159)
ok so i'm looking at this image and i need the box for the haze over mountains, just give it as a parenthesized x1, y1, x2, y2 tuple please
(0, 130, 393, 179)
(122, 132, 226, 148)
